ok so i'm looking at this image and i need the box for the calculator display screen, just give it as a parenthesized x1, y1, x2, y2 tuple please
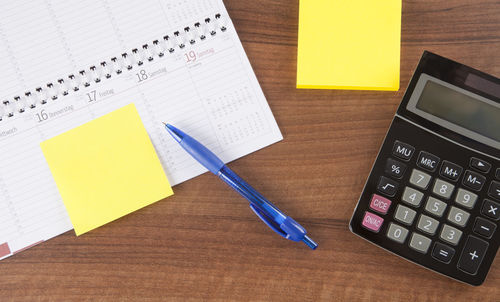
(407, 74, 500, 149)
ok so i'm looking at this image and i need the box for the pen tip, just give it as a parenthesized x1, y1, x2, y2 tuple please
(162, 122, 167, 126)
(302, 235, 318, 250)
(164, 123, 184, 143)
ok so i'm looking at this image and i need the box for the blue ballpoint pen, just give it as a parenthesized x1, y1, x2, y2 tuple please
(164, 123, 317, 250)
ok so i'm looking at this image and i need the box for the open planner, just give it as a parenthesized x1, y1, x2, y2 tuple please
(0, 0, 282, 260)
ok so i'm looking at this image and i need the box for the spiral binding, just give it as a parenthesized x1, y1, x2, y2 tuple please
(0, 13, 227, 122)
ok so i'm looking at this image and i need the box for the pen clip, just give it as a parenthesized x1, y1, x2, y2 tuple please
(249, 204, 287, 238)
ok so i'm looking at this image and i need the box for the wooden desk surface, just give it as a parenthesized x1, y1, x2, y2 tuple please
(2, 1, 499, 301)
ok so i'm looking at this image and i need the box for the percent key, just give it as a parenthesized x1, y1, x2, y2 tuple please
(385, 158, 407, 179)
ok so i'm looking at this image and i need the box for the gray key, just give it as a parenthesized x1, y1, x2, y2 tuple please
(432, 178, 455, 199)
(409, 169, 432, 189)
(409, 233, 432, 253)
(402, 186, 424, 207)
(387, 223, 409, 243)
(394, 205, 417, 225)
(424, 197, 447, 217)
(447, 206, 470, 227)
(440, 224, 463, 245)
(417, 214, 439, 235)
(455, 188, 478, 209)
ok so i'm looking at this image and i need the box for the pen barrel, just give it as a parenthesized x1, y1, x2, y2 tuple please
(218, 166, 313, 244)
(180, 135, 224, 174)
(218, 166, 287, 224)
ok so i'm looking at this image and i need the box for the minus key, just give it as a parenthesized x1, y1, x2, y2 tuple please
(473, 217, 497, 239)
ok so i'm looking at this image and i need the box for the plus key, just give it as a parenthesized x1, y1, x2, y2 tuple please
(458, 236, 489, 275)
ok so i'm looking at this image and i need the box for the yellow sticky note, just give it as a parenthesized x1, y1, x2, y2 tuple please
(297, 0, 402, 90)
(40, 103, 173, 235)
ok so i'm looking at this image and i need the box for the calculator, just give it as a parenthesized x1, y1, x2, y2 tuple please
(349, 51, 500, 286)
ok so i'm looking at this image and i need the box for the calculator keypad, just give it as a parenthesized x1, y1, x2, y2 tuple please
(351, 130, 500, 285)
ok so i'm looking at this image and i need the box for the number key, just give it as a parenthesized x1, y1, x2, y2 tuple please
(424, 197, 447, 217)
(447, 206, 470, 227)
(409, 169, 432, 190)
(402, 186, 424, 207)
(440, 224, 463, 245)
(432, 178, 454, 199)
(455, 188, 478, 209)
(386, 223, 409, 243)
(417, 214, 439, 235)
(394, 205, 417, 225)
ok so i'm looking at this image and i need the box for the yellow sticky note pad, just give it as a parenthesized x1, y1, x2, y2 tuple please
(40, 103, 173, 235)
(297, 0, 402, 90)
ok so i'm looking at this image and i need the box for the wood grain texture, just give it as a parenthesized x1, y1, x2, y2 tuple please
(1, 1, 500, 301)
